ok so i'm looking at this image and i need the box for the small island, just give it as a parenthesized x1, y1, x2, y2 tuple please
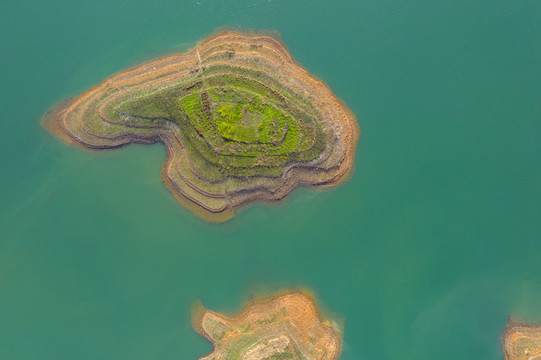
(503, 319, 541, 360)
(192, 292, 342, 360)
(42, 32, 359, 221)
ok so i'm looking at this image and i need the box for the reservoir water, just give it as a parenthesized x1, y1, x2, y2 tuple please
(1, 1, 540, 359)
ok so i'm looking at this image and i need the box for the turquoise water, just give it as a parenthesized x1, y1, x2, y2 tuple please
(1, 1, 540, 359)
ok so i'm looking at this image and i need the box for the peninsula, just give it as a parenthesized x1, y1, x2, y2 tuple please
(42, 32, 359, 221)
(503, 319, 541, 360)
(192, 292, 342, 360)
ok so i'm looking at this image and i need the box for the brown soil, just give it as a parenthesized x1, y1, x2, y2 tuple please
(42, 32, 359, 222)
(193, 291, 342, 360)
(503, 319, 541, 360)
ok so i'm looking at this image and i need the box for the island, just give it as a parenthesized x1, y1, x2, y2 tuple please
(42, 32, 359, 222)
(503, 319, 541, 360)
(192, 292, 342, 360)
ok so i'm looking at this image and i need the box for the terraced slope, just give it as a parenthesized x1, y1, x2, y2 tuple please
(192, 292, 342, 360)
(42, 32, 359, 222)
(503, 320, 541, 360)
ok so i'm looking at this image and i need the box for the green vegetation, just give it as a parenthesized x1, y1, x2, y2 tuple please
(180, 93, 214, 139)
(108, 71, 324, 178)
(46, 33, 356, 221)
(268, 351, 295, 360)
(104, 63, 330, 181)
(203, 316, 231, 342)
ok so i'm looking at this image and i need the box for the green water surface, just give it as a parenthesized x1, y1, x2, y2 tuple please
(1, 1, 540, 359)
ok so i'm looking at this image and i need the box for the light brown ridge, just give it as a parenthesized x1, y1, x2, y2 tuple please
(42, 32, 360, 222)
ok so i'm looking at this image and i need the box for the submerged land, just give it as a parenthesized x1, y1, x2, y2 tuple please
(192, 292, 342, 360)
(503, 319, 541, 360)
(42, 32, 359, 221)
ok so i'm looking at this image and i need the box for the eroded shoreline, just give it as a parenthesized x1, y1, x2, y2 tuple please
(192, 291, 342, 360)
(42, 32, 359, 222)
(503, 319, 541, 360)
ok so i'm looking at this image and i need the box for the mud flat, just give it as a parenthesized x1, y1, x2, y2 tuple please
(192, 292, 342, 360)
(42, 32, 359, 222)
(503, 319, 541, 360)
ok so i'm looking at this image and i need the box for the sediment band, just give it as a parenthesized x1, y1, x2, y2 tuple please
(503, 319, 541, 360)
(43, 32, 359, 222)
(193, 292, 342, 360)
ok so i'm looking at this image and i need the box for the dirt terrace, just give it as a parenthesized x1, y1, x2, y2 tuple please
(42, 32, 359, 222)
(503, 319, 541, 360)
(193, 292, 342, 360)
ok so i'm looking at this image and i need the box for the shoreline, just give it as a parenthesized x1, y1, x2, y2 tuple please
(502, 318, 541, 360)
(42, 31, 360, 222)
(192, 290, 342, 360)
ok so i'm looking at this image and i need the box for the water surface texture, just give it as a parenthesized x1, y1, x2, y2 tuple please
(1, 1, 540, 359)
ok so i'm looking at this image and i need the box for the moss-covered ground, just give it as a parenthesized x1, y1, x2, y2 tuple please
(112, 69, 324, 180)
(43, 32, 358, 221)
(195, 292, 341, 360)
